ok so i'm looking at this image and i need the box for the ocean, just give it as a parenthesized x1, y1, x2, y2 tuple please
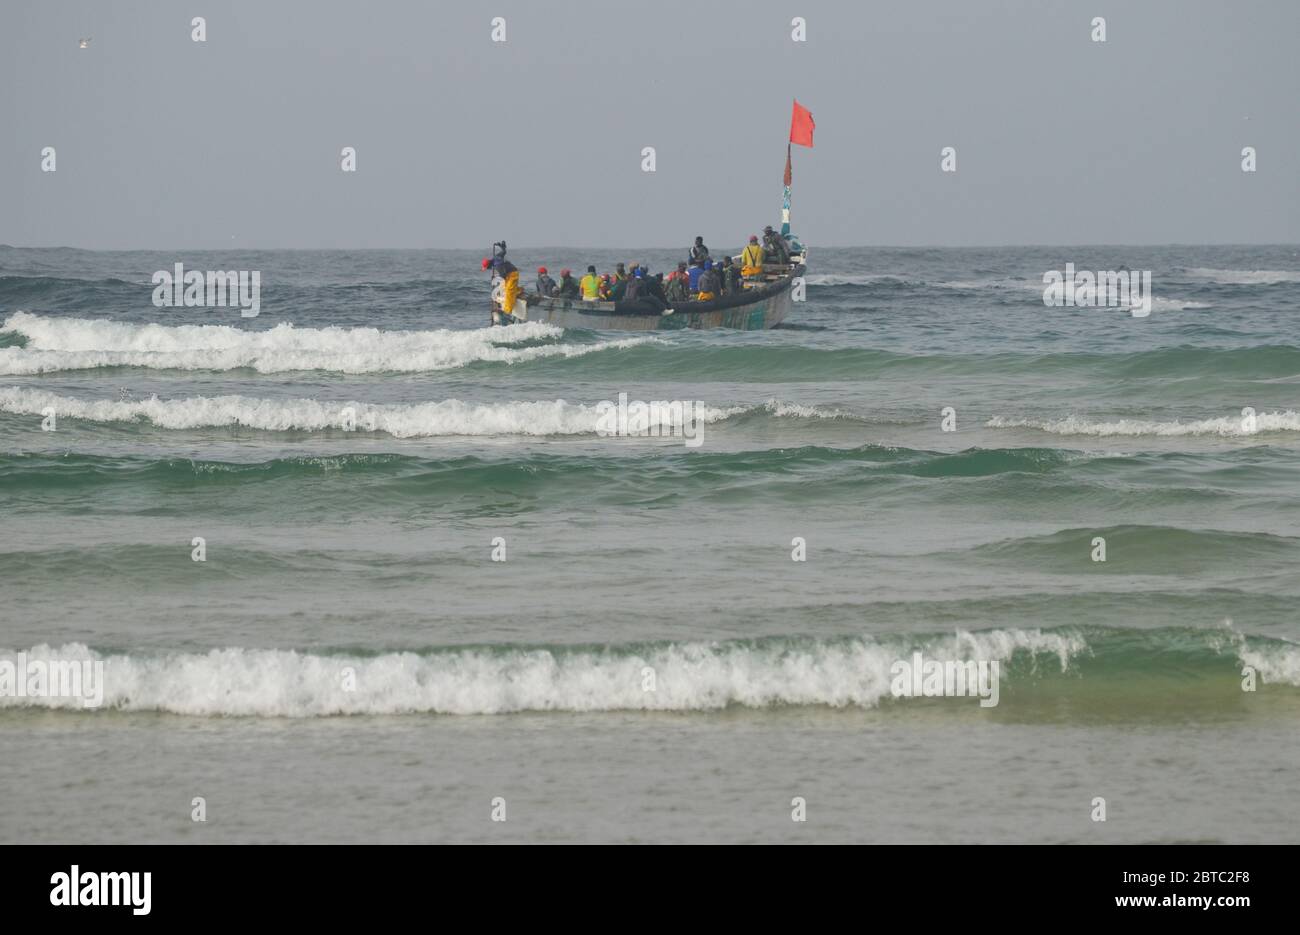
(2, 244, 1298, 843)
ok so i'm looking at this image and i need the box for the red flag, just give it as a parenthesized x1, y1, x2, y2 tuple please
(789, 100, 815, 147)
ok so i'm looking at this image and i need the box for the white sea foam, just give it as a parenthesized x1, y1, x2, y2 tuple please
(1147, 296, 1211, 311)
(0, 630, 1082, 716)
(1182, 268, 1300, 285)
(938, 279, 1208, 310)
(804, 273, 914, 286)
(938, 278, 1026, 291)
(1237, 642, 1300, 688)
(0, 387, 738, 437)
(0, 388, 845, 437)
(758, 398, 849, 419)
(986, 411, 1300, 437)
(0, 312, 648, 374)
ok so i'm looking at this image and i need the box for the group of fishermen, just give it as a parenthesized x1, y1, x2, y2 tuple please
(483, 227, 794, 314)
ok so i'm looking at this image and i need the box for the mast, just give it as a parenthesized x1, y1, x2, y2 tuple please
(781, 143, 792, 237)
(785, 100, 814, 238)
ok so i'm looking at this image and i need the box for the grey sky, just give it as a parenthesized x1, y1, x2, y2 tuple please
(2, 0, 1297, 249)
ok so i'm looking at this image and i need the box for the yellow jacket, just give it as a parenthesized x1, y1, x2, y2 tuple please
(741, 243, 765, 272)
(580, 273, 602, 298)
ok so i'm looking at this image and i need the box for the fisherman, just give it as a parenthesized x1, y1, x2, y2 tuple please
(482, 244, 520, 315)
(688, 260, 705, 293)
(641, 268, 667, 306)
(613, 262, 628, 286)
(555, 268, 579, 298)
(623, 267, 643, 303)
(696, 260, 720, 301)
(580, 265, 602, 301)
(608, 269, 630, 301)
(762, 225, 791, 264)
(535, 266, 557, 296)
(741, 234, 765, 280)
(689, 236, 710, 266)
(720, 255, 741, 294)
(599, 273, 613, 299)
(664, 264, 691, 305)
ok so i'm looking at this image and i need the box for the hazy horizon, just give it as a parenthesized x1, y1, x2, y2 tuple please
(3, 0, 1297, 250)
(6, 242, 1300, 252)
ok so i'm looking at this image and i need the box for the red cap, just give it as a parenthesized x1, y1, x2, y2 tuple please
(749, 235, 759, 242)
(537, 266, 547, 274)
(481, 258, 491, 270)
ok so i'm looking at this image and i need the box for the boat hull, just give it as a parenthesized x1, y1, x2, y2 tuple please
(495, 263, 803, 331)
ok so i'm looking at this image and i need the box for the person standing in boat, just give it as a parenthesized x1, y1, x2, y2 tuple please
(608, 268, 630, 301)
(535, 266, 557, 297)
(696, 260, 720, 301)
(689, 236, 710, 266)
(741, 234, 765, 281)
(641, 268, 667, 307)
(688, 260, 705, 293)
(720, 255, 742, 294)
(580, 265, 602, 301)
(555, 268, 579, 299)
(762, 226, 791, 265)
(623, 267, 643, 303)
(482, 247, 520, 316)
(665, 263, 691, 305)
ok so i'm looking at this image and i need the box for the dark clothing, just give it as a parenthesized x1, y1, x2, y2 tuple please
(698, 268, 721, 295)
(763, 233, 790, 264)
(555, 275, 579, 298)
(608, 277, 628, 302)
(723, 266, 742, 294)
(535, 274, 557, 296)
(634, 276, 666, 309)
(665, 275, 690, 304)
(642, 276, 666, 303)
(623, 276, 641, 303)
(492, 257, 517, 277)
(689, 243, 710, 265)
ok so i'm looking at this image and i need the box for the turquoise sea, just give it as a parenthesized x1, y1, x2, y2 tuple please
(2, 244, 1298, 842)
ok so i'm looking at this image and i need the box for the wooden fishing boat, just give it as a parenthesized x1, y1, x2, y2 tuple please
(488, 101, 815, 332)
(491, 252, 807, 332)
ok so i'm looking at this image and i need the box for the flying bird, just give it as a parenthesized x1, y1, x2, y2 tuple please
(78, 38, 91, 48)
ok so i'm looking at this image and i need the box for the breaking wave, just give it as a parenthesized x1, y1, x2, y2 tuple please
(0, 388, 852, 437)
(4, 626, 1297, 717)
(986, 411, 1300, 437)
(0, 629, 1082, 716)
(1181, 268, 1300, 285)
(0, 312, 649, 374)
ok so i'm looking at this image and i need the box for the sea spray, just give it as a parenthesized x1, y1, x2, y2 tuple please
(0, 630, 1084, 717)
(0, 312, 650, 375)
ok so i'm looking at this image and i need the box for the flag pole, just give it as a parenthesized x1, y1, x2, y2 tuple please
(781, 142, 792, 237)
